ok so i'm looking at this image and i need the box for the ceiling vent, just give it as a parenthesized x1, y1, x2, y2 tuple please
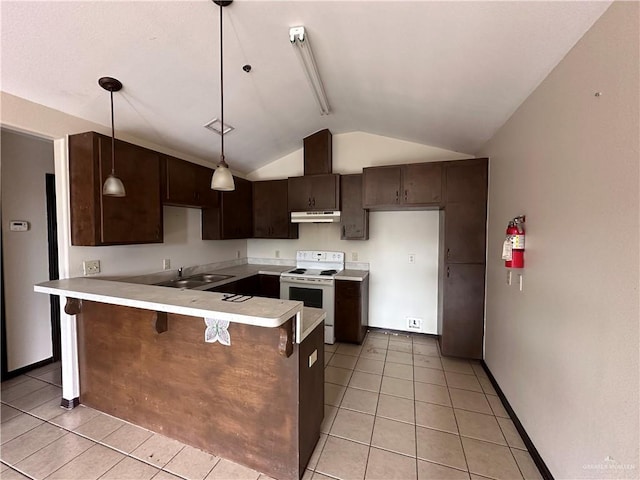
(203, 117, 234, 135)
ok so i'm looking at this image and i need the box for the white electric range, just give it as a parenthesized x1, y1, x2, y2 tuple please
(280, 251, 345, 344)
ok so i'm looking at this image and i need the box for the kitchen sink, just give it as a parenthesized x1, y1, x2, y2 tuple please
(154, 273, 234, 289)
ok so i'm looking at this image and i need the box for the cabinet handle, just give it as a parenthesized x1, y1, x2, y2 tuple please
(404, 189, 408, 201)
(395, 190, 399, 203)
(447, 248, 450, 259)
(342, 225, 346, 237)
(308, 197, 312, 207)
(447, 266, 450, 278)
(312, 197, 316, 207)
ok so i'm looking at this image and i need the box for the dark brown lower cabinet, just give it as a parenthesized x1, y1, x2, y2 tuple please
(258, 274, 281, 299)
(439, 264, 485, 359)
(335, 277, 369, 344)
(207, 274, 280, 299)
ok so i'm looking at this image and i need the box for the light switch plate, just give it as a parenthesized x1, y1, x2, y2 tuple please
(83, 260, 101, 276)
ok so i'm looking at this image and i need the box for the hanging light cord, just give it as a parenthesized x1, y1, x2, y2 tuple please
(110, 89, 116, 175)
(219, 1, 226, 167)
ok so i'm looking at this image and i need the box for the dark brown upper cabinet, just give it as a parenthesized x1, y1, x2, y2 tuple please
(304, 129, 332, 175)
(69, 131, 163, 246)
(444, 158, 488, 203)
(162, 156, 218, 208)
(444, 202, 487, 264)
(340, 174, 369, 240)
(288, 174, 340, 211)
(253, 179, 298, 239)
(363, 162, 442, 210)
(202, 176, 253, 240)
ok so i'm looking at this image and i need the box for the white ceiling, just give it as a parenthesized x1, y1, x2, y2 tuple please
(1, 1, 610, 173)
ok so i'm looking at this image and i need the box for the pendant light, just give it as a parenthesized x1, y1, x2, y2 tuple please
(99, 76, 126, 197)
(210, 0, 235, 192)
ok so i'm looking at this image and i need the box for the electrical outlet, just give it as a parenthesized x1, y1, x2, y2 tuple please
(275, 250, 280, 259)
(408, 253, 416, 264)
(163, 259, 171, 270)
(352, 252, 358, 261)
(407, 317, 422, 330)
(83, 260, 101, 276)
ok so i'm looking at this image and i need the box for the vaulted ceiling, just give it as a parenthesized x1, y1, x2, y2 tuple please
(1, 1, 610, 172)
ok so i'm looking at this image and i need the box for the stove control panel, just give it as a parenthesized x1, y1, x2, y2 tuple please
(297, 251, 345, 263)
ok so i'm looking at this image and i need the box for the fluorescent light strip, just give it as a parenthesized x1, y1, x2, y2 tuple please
(289, 26, 330, 116)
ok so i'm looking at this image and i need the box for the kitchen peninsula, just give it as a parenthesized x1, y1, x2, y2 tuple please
(34, 275, 325, 480)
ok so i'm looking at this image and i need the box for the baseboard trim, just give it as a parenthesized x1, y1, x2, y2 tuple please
(1, 357, 54, 382)
(481, 361, 554, 480)
(60, 397, 79, 409)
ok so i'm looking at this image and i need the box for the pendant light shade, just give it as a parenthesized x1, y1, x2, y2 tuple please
(99, 76, 126, 197)
(211, 0, 235, 192)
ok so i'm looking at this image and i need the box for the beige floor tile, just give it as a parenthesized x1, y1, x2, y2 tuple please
(49, 405, 101, 430)
(336, 344, 363, 357)
(325, 383, 347, 407)
(413, 354, 443, 370)
(33, 369, 63, 387)
(307, 433, 327, 470)
(486, 395, 510, 418)
(0, 467, 30, 479)
(355, 358, 385, 375)
(380, 376, 414, 400)
(164, 445, 219, 480)
(131, 434, 184, 468)
(471, 364, 488, 379)
(414, 366, 447, 386)
(15, 432, 93, 479)
(349, 371, 382, 392)
(1, 378, 50, 403)
(455, 410, 506, 445)
(300, 471, 312, 480)
(469, 475, 493, 480)
(389, 334, 412, 344)
(1, 463, 9, 473)
(25, 362, 60, 377)
(478, 377, 497, 396)
(441, 358, 475, 375)
(416, 426, 467, 471)
(46, 443, 124, 480)
(312, 472, 332, 480)
(415, 402, 458, 434)
(321, 405, 338, 434)
(99, 456, 160, 479)
(1, 404, 22, 423)
(329, 354, 358, 370)
(366, 447, 417, 480)
(1, 375, 30, 390)
(376, 394, 415, 424)
(325, 344, 338, 353)
(461, 437, 522, 480)
(387, 341, 412, 354)
(153, 471, 184, 480)
(511, 449, 543, 480)
(324, 353, 332, 366)
(315, 436, 369, 480)
(5, 384, 61, 412)
(74, 413, 126, 441)
(325, 366, 353, 386)
(359, 346, 387, 362)
(28, 398, 67, 421)
(417, 460, 470, 480)
(330, 408, 375, 444)
(496, 418, 526, 450)
(101, 423, 153, 454)
(371, 417, 416, 457)
(449, 389, 492, 415)
(385, 351, 412, 366)
(414, 383, 451, 407)
(413, 343, 440, 357)
(411, 335, 437, 345)
(340, 387, 379, 414)
(383, 362, 413, 381)
(1, 423, 65, 464)
(364, 337, 388, 349)
(445, 372, 483, 393)
(0, 413, 44, 444)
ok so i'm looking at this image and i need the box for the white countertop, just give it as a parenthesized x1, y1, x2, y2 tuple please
(336, 269, 369, 281)
(35, 278, 303, 329)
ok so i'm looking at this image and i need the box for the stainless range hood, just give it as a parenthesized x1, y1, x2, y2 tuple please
(291, 211, 341, 223)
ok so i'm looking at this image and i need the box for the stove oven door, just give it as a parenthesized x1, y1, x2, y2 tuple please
(280, 279, 335, 344)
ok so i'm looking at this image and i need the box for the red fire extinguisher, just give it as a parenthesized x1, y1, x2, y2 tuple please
(502, 216, 525, 268)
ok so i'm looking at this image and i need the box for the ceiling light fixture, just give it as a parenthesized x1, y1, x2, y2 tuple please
(99, 76, 126, 197)
(210, 0, 235, 192)
(289, 26, 330, 116)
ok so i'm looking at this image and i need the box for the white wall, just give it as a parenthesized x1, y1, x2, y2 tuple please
(479, 3, 639, 478)
(248, 132, 472, 333)
(1, 128, 54, 370)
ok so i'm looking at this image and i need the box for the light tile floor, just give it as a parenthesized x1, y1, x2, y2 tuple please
(0, 332, 544, 480)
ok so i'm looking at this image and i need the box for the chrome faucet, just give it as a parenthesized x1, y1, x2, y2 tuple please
(178, 267, 183, 279)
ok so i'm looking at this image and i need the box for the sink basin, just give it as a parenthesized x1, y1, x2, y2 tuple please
(154, 273, 234, 289)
